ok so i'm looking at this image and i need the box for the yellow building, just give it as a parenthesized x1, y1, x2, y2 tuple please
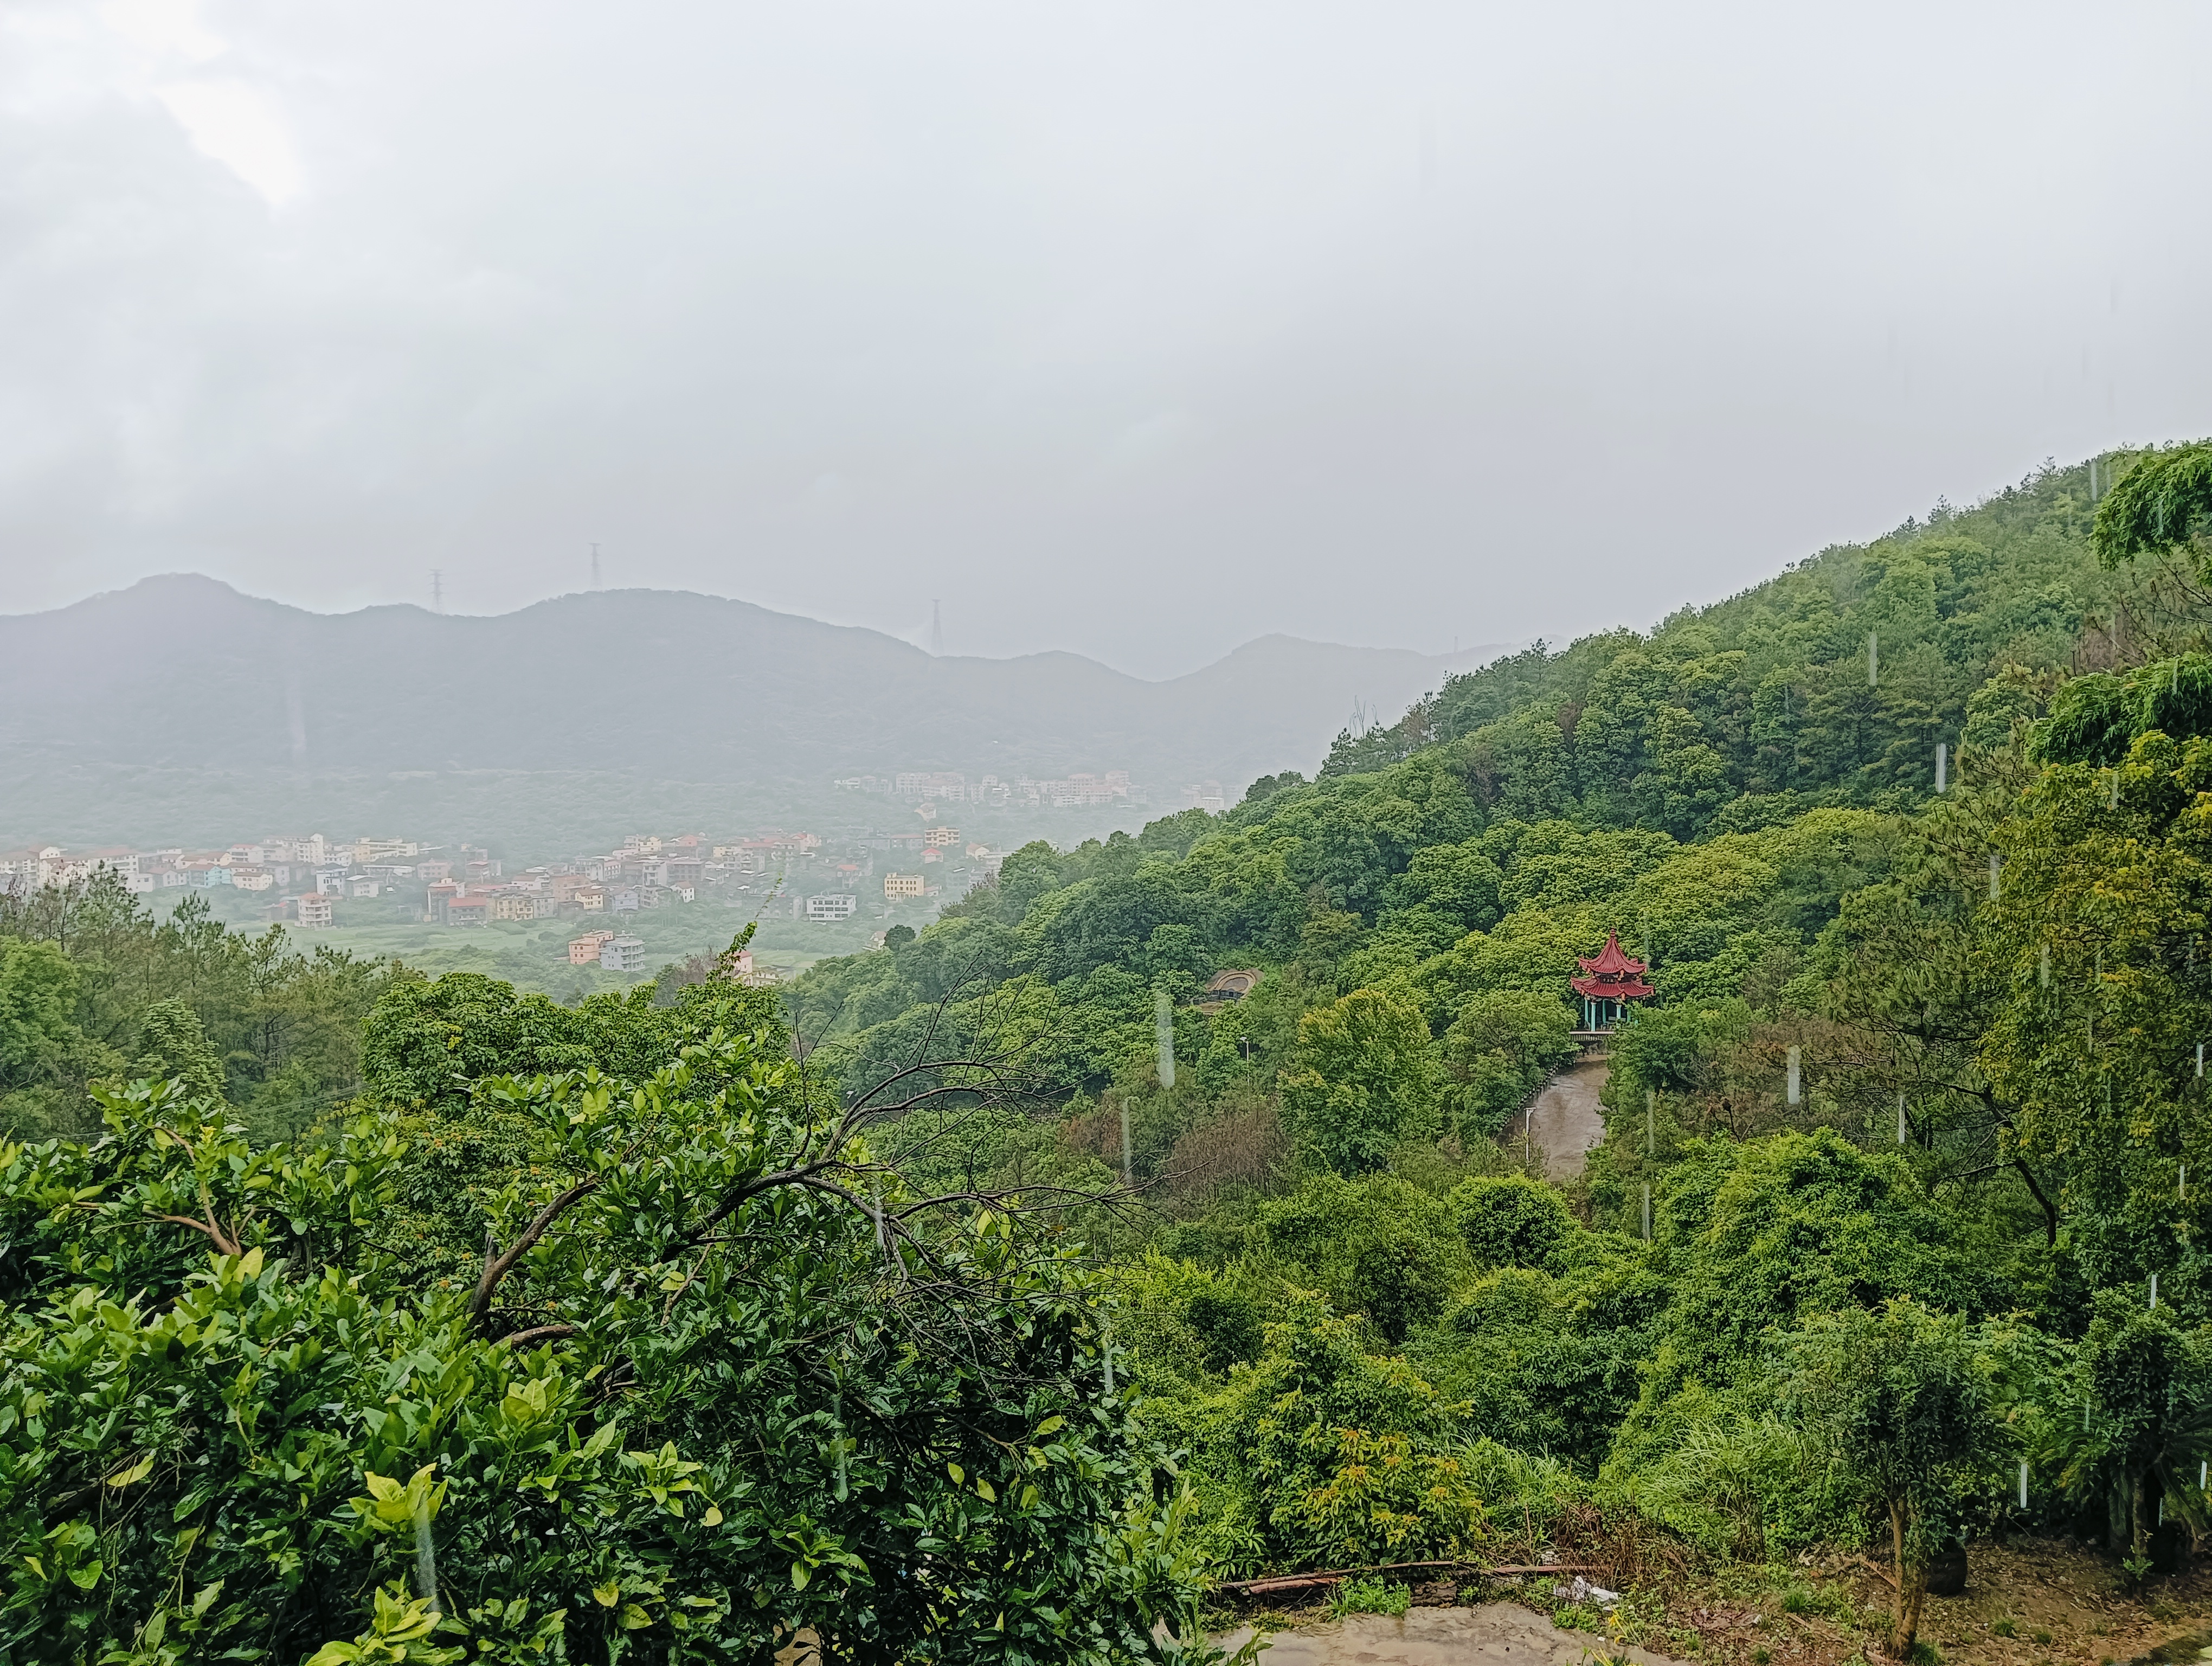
(883, 873, 925, 900)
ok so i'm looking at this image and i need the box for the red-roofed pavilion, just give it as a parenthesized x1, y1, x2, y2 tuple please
(1570, 931, 1653, 1034)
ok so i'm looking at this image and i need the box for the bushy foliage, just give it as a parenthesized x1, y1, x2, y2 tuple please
(1278, 988, 1441, 1175)
(1782, 1299, 2009, 1652)
(1256, 1175, 1467, 1343)
(1449, 1175, 1577, 1272)
(1188, 1301, 1486, 1574)
(0, 1028, 1210, 1664)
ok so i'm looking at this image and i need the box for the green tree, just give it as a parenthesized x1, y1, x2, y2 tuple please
(1448, 1174, 1574, 1271)
(133, 998, 228, 1103)
(1198, 1299, 1483, 1573)
(0, 937, 85, 1092)
(1782, 1299, 2004, 1657)
(0, 1042, 1210, 1665)
(2035, 1291, 2212, 1573)
(1439, 990, 1575, 1139)
(1256, 1174, 1465, 1344)
(1630, 705, 1732, 838)
(2093, 441, 2212, 571)
(1278, 986, 1439, 1174)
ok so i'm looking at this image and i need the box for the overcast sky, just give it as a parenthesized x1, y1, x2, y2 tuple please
(4, 2, 2208, 677)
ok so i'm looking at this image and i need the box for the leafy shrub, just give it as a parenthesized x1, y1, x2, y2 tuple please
(0, 1039, 1195, 1664)
(1418, 1271, 1649, 1468)
(1279, 987, 1442, 1175)
(1449, 1174, 1573, 1270)
(1603, 1383, 1816, 1560)
(1185, 1286, 1268, 1373)
(1328, 1577, 1412, 1618)
(1258, 1174, 1467, 1343)
(1198, 1300, 1486, 1572)
(1654, 1131, 1998, 1372)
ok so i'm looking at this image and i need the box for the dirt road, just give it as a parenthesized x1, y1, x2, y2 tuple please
(1221, 1603, 1681, 1666)
(1520, 1054, 1610, 1180)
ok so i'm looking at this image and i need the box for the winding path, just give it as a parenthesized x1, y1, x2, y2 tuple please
(1520, 1054, 1610, 1180)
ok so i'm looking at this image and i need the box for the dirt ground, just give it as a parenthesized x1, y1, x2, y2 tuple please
(1221, 1541, 2212, 1666)
(1220, 1601, 1687, 1666)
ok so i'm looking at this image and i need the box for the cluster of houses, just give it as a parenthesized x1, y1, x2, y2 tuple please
(3, 823, 1004, 952)
(560, 929, 781, 985)
(0, 837, 460, 929)
(833, 769, 1136, 809)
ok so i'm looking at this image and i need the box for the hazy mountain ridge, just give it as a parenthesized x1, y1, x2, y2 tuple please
(0, 576, 1501, 843)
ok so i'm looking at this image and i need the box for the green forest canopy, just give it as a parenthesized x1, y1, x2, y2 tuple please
(9, 444, 2212, 1662)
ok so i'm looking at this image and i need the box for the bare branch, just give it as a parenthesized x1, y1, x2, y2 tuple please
(470, 1175, 604, 1332)
(146, 1209, 242, 1257)
(496, 1323, 578, 1349)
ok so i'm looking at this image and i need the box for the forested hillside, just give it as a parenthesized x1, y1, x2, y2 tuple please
(767, 444, 2212, 1642)
(785, 453, 2157, 1106)
(9, 445, 2212, 1664)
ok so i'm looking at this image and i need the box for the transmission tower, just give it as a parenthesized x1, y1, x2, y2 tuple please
(930, 600, 943, 656)
(590, 543, 601, 590)
(432, 570, 443, 613)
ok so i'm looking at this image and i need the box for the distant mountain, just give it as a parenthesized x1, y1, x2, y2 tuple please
(0, 576, 1505, 844)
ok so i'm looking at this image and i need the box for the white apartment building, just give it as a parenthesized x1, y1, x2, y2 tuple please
(805, 894, 858, 921)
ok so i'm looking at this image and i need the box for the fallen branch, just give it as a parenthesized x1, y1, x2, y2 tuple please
(1843, 1552, 1898, 1590)
(1217, 1560, 1598, 1597)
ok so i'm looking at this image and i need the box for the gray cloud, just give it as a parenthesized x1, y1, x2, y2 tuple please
(3, 0, 2208, 676)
